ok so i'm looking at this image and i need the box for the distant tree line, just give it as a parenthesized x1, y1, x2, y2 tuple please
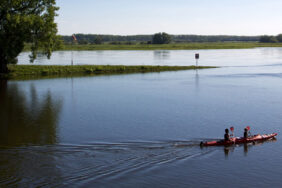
(61, 34, 152, 44)
(61, 33, 262, 45)
(259, 34, 282, 43)
(173, 35, 259, 43)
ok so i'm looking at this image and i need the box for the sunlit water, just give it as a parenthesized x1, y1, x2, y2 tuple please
(1, 48, 282, 187)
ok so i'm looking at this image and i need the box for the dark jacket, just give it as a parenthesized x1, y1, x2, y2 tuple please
(244, 131, 248, 139)
(224, 133, 230, 141)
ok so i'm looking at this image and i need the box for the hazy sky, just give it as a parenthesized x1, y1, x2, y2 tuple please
(56, 0, 282, 36)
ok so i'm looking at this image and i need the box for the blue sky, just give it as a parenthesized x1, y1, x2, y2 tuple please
(56, 0, 282, 36)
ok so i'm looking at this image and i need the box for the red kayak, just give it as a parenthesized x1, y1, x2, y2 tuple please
(200, 133, 277, 146)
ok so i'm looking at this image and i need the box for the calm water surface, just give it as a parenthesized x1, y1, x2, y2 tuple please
(1, 48, 282, 187)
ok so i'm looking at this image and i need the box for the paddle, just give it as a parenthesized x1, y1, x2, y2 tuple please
(230, 126, 234, 137)
(230, 126, 235, 144)
(246, 126, 251, 136)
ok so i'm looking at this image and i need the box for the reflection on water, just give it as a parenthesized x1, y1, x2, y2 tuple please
(154, 50, 170, 60)
(223, 138, 277, 158)
(0, 79, 64, 186)
(195, 69, 199, 90)
(0, 80, 62, 147)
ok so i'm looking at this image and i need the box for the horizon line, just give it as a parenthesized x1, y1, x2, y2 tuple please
(59, 33, 278, 37)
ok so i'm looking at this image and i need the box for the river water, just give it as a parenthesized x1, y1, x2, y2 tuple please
(1, 48, 282, 187)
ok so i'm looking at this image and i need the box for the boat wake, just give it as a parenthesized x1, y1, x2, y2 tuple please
(0, 140, 215, 187)
(0, 138, 276, 187)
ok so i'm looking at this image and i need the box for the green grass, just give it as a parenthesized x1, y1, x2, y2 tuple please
(5, 65, 217, 79)
(23, 42, 282, 51)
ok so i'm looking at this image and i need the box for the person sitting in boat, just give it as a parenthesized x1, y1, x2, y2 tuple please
(244, 128, 248, 139)
(224, 129, 230, 141)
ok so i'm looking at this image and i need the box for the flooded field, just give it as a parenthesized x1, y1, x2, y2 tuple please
(1, 48, 282, 187)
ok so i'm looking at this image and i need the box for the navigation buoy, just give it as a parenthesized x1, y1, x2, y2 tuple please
(195, 53, 199, 67)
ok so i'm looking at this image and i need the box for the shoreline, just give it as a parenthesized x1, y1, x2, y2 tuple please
(2, 65, 217, 80)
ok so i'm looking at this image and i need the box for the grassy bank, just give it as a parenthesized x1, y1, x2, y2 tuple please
(23, 42, 282, 51)
(5, 65, 217, 79)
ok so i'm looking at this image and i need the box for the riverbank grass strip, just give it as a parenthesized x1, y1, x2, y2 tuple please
(7, 65, 217, 77)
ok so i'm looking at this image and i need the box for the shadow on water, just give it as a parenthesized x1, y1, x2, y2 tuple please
(0, 79, 63, 147)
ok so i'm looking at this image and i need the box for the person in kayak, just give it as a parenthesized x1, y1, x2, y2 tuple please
(244, 128, 248, 139)
(224, 128, 230, 141)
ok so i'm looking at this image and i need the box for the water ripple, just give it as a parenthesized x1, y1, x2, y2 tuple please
(0, 140, 213, 187)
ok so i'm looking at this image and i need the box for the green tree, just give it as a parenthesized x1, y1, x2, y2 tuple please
(152, 32, 172, 44)
(276, 34, 282, 42)
(269, 36, 278, 43)
(0, 0, 61, 73)
(78, 39, 88, 45)
(259, 35, 278, 43)
(94, 35, 103, 44)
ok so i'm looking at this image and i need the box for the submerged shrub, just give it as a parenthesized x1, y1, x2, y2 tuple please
(95, 66, 103, 71)
(85, 68, 94, 73)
